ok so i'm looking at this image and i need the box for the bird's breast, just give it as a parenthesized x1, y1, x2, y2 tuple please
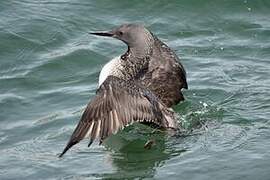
(98, 56, 122, 86)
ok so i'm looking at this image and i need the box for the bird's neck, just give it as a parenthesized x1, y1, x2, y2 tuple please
(129, 44, 152, 58)
(128, 31, 155, 58)
(99, 34, 155, 86)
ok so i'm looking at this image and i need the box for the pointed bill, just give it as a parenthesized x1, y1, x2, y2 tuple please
(89, 31, 114, 37)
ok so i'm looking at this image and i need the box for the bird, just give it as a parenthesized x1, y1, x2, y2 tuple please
(59, 24, 188, 157)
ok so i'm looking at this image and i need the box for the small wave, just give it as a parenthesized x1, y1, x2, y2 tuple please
(4, 29, 42, 46)
(38, 34, 101, 60)
(0, 93, 25, 103)
(33, 107, 83, 126)
(38, 84, 96, 95)
(204, 123, 249, 152)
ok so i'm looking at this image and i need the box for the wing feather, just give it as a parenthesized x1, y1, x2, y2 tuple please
(59, 76, 177, 157)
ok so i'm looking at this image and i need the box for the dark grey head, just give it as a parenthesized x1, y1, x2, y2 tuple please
(90, 24, 153, 48)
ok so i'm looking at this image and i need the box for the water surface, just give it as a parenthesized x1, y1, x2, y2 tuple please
(0, 0, 270, 179)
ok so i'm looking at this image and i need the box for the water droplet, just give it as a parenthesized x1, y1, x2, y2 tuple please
(203, 102, 208, 107)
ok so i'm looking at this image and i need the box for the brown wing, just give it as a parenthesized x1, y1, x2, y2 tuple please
(59, 76, 177, 157)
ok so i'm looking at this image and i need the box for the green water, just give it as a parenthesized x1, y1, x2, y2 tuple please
(1, 0, 270, 179)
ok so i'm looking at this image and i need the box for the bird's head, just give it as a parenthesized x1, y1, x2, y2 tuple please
(90, 24, 153, 49)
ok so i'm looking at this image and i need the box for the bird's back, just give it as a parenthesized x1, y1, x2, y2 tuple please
(139, 35, 188, 107)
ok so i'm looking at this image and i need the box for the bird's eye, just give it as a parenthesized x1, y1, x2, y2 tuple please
(119, 31, 123, 36)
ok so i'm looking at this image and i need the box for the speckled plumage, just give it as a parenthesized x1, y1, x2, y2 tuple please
(60, 24, 188, 157)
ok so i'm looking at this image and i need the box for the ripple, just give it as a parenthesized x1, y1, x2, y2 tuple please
(38, 34, 93, 60)
(33, 107, 82, 127)
(0, 93, 25, 103)
(1, 0, 270, 179)
(4, 29, 43, 46)
(205, 123, 249, 152)
(38, 84, 96, 95)
(0, 132, 8, 145)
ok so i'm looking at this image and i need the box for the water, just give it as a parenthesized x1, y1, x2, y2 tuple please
(1, 0, 270, 179)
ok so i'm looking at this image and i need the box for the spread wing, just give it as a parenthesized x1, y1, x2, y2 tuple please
(59, 76, 177, 157)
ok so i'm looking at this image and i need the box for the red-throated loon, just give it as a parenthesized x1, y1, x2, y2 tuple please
(59, 24, 188, 157)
